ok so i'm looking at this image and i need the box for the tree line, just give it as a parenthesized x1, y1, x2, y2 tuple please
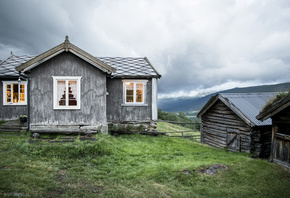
(158, 108, 201, 131)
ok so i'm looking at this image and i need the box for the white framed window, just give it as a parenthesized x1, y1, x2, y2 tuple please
(2, 81, 27, 105)
(52, 76, 82, 109)
(122, 80, 147, 105)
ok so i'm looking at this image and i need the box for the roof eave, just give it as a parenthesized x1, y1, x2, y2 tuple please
(197, 94, 219, 118)
(0, 75, 19, 79)
(256, 96, 290, 121)
(218, 95, 254, 127)
(16, 43, 64, 72)
(68, 43, 116, 74)
(144, 57, 161, 78)
(16, 36, 116, 74)
(113, 75, 160, 79)
(197, 94, 254, 127)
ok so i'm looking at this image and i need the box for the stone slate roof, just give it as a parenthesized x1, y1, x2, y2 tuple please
(198, 92, 278, 127)
(0, 55, 160, 78)
(98, 57, 160, 78)
(0, 55, 34, 77)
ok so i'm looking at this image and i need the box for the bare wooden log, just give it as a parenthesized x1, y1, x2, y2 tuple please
(204, 137, 226, 148)
(203, 128, 227, 138)
(204, 134, 226, 145)
(204, 116, 247, 127)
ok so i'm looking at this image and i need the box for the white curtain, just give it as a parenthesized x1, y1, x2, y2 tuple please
(136, 83, 143, 102)
(57, 81, 66, 105)
(69, 81, 77, 98)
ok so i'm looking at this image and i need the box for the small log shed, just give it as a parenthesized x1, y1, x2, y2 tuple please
(197, 93, 277, 157)
(256, 92, 290, 169)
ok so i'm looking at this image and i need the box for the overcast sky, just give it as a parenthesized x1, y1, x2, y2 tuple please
(1, 0, 290, 98)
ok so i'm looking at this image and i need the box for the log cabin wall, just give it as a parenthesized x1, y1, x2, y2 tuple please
(28, 52, 108, 133)
(251, 126, 272, 157)
(201, 100, 252, 152)
(0, 81, 27, 120)
(271, 106, 290, 167)
(201, 100, 271, 157)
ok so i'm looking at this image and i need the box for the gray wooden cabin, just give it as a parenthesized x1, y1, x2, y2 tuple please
(257, 92, 290, 169)
(0, 54, 33, 120)
(0, 36, 161, 133)
(197, 93, 277, 157)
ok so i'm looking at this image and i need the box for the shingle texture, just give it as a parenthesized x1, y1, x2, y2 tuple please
(98, 57, 159, 77)
(0, 55, 34, 77)
(220, 93, 277, 126)
(0, 55, 159, 78)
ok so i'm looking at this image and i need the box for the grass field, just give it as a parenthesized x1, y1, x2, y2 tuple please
(157, 121, 200, 140)
(0, 130, 290, 198)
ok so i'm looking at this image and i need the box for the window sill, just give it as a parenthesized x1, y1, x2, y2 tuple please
(121, 103, 148, 107)
(3, 103, 27, 106)
(53, 107, 81, 110)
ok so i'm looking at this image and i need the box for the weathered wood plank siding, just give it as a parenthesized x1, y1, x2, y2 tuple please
(201, 101, 252, 152)
(0, 81, 27, 120)
(201, 100, 271, 157)
(106, 78, 152, 122)
(28, 52, 107, 133)
(271, 106, 290, 167)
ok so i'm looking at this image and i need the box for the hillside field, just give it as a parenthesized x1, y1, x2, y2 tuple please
(0, 130, 290, 197)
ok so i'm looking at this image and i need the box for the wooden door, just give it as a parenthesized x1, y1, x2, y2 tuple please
(226, 129, 241, 152)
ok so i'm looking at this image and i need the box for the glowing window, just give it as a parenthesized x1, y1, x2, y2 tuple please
(2, 81, 27, 105)
(123, 80, 147, 104)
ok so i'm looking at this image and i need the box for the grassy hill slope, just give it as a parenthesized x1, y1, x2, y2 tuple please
(1, 132, 290, 197)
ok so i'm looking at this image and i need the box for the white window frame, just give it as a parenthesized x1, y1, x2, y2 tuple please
(2, 81, 27, 105)
(52, 76, 82, 110)
(122, 80, 148, 105)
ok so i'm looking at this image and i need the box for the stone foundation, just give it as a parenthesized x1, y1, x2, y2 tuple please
(108, 120, 158, 133)
(30, 123, 108, 134)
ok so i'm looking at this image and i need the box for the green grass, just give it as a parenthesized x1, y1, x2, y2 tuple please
(157, 121, 200, 140)
(0, 132, 290, 198)
(0, 120, 5, 126)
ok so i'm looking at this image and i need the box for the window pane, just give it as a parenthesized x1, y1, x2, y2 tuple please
(20, 84, 25, 102)
(6, 85, 11, 103)
(57, 81, 66, 106)
(136, 83, 143, 102)
(13, 84, 19, 103)
(126, 83, 134, 102)
(68, 81, 77, 106)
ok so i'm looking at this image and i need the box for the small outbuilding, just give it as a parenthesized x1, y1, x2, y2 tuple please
(256, 92, 290, 169)
(197, 93, 277, 157)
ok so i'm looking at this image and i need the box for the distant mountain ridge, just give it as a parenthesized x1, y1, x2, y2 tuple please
(158, 82, 290, 113)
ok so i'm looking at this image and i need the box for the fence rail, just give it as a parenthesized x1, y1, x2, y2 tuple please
(157, 120, 201, 141)
(157, 120, 200, 125)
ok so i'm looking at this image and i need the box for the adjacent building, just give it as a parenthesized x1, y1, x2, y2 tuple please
(257, 92, 290, 168)
(197, 93, 277, 157)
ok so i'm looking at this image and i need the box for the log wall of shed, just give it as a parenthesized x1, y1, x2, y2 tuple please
(28, 52, 108, 133)
(271, 106, 290, 167)
(201, 100, 252, 153)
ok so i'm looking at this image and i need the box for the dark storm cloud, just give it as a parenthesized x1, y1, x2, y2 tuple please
(0, 1, 72, 56)
(0, 0, 290, 97)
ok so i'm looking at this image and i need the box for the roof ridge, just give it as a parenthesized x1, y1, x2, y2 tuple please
(0, 53, 15, 65)
(15, 36, 116, 74)
(97, 56, 145, 59)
